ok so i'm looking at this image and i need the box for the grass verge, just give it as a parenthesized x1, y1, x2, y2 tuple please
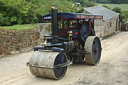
(97, 3, 128, 11)
(0, 24, 38, 30)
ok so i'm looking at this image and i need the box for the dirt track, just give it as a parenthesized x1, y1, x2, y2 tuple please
(0, 32, 128, 85)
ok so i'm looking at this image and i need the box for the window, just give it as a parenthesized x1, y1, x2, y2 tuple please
(69, 20, 78, 28)
(58, 20, 68, 29)
(110, 22, 112, 28)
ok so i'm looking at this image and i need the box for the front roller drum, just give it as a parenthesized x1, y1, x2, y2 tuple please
(28, 51, 67, 79)
(84, 36, 101, 65)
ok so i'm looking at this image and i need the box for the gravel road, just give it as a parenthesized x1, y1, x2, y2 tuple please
(0, 32, 128, 85)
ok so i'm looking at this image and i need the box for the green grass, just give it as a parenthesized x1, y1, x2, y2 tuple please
(97, 3, 128, 11)
(0, 24, 38, 30)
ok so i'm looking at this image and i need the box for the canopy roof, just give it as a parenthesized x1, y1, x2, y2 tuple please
(42, 12, 103, 21)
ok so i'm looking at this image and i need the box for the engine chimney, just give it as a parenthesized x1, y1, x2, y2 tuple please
(51, 6, 58, 43)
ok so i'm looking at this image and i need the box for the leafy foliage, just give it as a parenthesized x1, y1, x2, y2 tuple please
(112, 7, 121, 13)
(102, 5, 111, 9)
(0, 13, 3, 23)
(0, 0, 101, 26)
(0, 0, 82, 26)
(0, 0, 32, 25)
(123, 11, 128, 19)
(96, 0, 128, 4)
(112, 7, 126, 22)
(71, 0, 96, 7)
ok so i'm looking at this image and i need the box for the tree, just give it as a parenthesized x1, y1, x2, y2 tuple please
(96, 0, 128, 4)
(111, 0, 121, 4)
(71, 0, 96, 7)
(85, 1, 96, 7)
(96, 0, 110, 3)
(112, 7, 121, 13)
(112, 7, 125, 22)
(0, 0, 83, 26)
(30, 0, 79, 22)
(89, 0, 96, 2)
(0, 13, 3, 24)
(123, 11, 128, 19)
(0, 0, 32, 25)
(102, 5, 111, 9)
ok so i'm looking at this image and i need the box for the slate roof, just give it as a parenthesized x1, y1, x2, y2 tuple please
(84, 6, 119, 21)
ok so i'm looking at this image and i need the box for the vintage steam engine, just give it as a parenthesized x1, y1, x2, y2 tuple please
(27, 6, 103, 79)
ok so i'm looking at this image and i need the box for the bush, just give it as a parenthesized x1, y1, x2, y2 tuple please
(0, 0, 77, 26)
(123, 11, 128, 19)
(0, 13, 3, 24)
(102, 5, 111, 9)
(86, 1, 96, 7)
(84, 0, 96, 7)
(112, 7, 121, 13)
(121, 23, 127, 31)
(112, 7, 127, 23)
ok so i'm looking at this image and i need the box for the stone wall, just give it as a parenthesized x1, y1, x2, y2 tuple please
(95, 16, 120, 39)
(95, 25, 104, 38)
(0, 23, 50, 57)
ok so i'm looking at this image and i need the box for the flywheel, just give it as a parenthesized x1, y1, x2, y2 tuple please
(28, 51, 67, 79)
(80, 23, 89, 42)
(84, 36, 101, 65)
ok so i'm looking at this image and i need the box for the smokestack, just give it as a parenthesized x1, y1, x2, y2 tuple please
(51, 6, 58, 42)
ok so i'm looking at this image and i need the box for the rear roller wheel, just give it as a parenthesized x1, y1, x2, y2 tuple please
(28, 51, 67, 79)
(84, 36, 101, 65)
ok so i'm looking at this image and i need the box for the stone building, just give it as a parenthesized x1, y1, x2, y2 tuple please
(84, 6, 120, 38)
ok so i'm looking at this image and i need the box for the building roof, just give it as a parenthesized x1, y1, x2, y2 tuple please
(84, 6, 119, 21)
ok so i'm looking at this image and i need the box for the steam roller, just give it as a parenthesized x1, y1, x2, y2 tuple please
(29, 51, 68, 79)
(27, 6, 103, 79)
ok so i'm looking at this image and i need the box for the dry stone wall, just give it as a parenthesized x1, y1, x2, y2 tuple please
(0, 23, 50, 57)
